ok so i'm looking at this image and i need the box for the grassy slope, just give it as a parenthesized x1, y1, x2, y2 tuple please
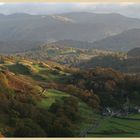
(37, 89, 97, 135)
(38, 89, 70, 108)
(3, 61, 65, 83)
(2, 59, 140, 137)
(88, 116, 140, 137)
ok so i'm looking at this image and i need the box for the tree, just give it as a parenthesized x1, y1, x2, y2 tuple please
(14, 119, 46, 137)
(35, 110, 54, 135)
(50, 116, 74, 137)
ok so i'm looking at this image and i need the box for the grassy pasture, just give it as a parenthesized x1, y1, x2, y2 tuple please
(88, 115, 140, 137)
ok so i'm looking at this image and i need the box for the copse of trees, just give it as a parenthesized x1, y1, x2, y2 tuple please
(2, 96, 81, 137)
(67, 67, 140, 109)
(123, 75, 140, 105)
(13, 119, 46, 137)
(48, 96, 80, 136)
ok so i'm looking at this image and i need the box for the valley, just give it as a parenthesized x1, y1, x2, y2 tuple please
(0, 9, 139, 137)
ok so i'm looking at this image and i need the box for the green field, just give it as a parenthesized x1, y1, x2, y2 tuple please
(88, 115, 140, 137)
(38, 89, 70, 108)
(127, 114, 140, 119)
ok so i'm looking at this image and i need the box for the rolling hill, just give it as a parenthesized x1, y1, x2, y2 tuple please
(78, 53, 140, 73)
(53, 40, 94, 49)
(0, 55, 139, 137)
(20, 42, 116, 66)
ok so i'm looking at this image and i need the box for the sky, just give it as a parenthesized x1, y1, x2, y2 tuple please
(0, 3, 140, 18)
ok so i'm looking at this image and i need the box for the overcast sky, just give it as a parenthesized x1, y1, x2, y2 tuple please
(0, 3, 140, 18)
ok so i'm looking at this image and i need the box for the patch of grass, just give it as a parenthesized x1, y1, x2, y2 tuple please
(127, 114, 140, 119)
(38, 89, 70, 108)
(88, 115, 140, 137)
(32, 68, 67, 83)
(32, 64, 49, 72)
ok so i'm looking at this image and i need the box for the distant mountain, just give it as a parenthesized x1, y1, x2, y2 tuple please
(54, 29, 140, 52)
(0, 12, 140, 43)
(127, 48, 140, 58)
(92, 29, 140, 52)
(0, 40, 42, 54)
(1, 12, 140, 53)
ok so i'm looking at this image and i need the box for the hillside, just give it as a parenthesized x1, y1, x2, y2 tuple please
(0, 55, 140, 137)
(0, 40, 42, 54)
(21, 42, 115, 66)
(53, 40, 94, 49)
(92, 28, 140, 52)
(1, 13, 140, 53)
(127, 48, 140, 58)
(21, 43, 140, 73)
(2, 12, 140, 42)
(78, 55, 125, 71)
(78, 54, 140, 73)
(0, 55, 101, 137)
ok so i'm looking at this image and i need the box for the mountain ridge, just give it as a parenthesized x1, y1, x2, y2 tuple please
(92, 28, 140, 52)
(0, 12, 140, 42)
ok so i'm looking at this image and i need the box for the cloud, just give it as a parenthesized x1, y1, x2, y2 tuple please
(0, 2, 5, 5)
(119, 2, 135, 6)
(0, 3, 140, 18)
